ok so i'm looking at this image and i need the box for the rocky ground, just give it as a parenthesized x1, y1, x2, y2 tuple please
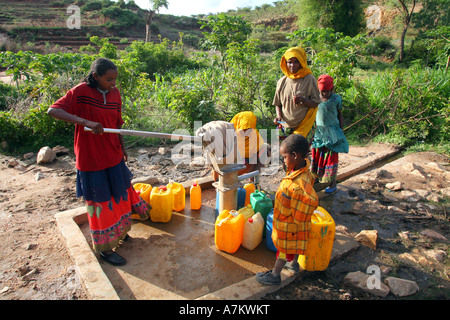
(0, 142, 449, 300)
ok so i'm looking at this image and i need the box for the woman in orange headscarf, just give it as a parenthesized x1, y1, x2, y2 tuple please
(273, 47, 321, 140)
(209, 111, 269, 181)
(230, 111, 269, 176)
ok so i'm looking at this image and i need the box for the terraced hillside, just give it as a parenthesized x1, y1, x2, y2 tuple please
(0, 0, 203, 50)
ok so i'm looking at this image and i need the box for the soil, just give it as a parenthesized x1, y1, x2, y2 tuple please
(0, 143, 449, 300)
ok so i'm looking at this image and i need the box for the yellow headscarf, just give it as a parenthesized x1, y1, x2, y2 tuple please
(280, 47, 312, 79)
(230, 111, 265, 159)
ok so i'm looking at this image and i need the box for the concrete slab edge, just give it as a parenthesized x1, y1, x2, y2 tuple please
(314, 147, 402, 192)
(55, 207, 120, 300)
(196, 232, 359, 300)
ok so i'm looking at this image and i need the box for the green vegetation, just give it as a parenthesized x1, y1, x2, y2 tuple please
(0, 0, 448, 156)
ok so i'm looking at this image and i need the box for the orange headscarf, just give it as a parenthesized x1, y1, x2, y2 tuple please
(230, 111, 265, 159)
(280, 47, 312, 79)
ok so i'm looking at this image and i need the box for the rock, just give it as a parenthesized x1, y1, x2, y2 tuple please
(37, 146, 56, 164)
(426, 193, 442, 202)
(52, 145, 69, 156)
(442, 187, 450, 198)
(21, 268, 39, 281)
(158, 147, 170, 155)
(402, 162, 420, 172)
(423, 162, 446, 173)
(35, 172, 45, 181)
(414, 189, 430, 199)
(401, 190, 420, 202)
(361, 176, 379, 187)
(388, 205, 407, 214)
(23, 152, 35, 160)
(171, 153, 191, 164)
(398, 231, 410, 239)
(131, 176, 161, 186)
(380, 265, 392, 275)
(420, 229, 448, 241)
(385, 181, 402, 191)
(384, 277, 419, 297)
(190, 156, 205, 168)
(375, 169, 391, 179)
(352, 200, 384, 214)
(23, 243, 37, 250)
(7, 159, 19, 167)
(402, 162, 427, 179)
(399, 252, 428, 265)
(424, 203, 438, 210)
(355, 230, 379, 250)
(425, 249, 447, 263)
(343, 271, 390, 297)
(410, 169, 427, 179)
(336, 225, 351, 236)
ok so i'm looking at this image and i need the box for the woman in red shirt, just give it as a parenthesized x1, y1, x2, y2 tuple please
(48, 58, 150, 266)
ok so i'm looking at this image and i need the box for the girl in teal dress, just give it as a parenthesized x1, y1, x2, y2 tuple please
(310, 75, 349, 193)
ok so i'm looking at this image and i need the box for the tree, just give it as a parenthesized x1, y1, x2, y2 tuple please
(396, 0, 416, 61)
(146, 0, 169, 43)
(412, 0, 449, 29)
(289, 0, 364, 37)
(199, 14, 252, 58)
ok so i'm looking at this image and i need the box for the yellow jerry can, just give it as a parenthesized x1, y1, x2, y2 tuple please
(215, 210, 244, 254)
(298, 206, 335, 271)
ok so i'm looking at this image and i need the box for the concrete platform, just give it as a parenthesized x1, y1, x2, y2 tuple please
(55, 187, 359, 300)
(55, 145, 403, 300)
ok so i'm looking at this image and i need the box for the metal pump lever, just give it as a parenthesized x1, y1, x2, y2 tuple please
(84, 127, 202, 142)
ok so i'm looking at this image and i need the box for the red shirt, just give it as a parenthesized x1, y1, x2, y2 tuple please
(51, 83, 124, 171)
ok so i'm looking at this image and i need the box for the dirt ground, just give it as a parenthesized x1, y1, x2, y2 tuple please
(0, 142, 449, 300)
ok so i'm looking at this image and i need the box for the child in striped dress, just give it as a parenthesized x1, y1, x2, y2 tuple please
(310, 74, 349, 193)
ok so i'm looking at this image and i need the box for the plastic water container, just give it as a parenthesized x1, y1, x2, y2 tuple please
(190, 181, 201, 210)
(237, 187, 246, 209)
(250, 190, 273, 237)
(242, 212, 264, 250)
(243, 182, 255, 206)
(133, 183, 152, 204)
(238, 204, 255, 220)
(298, 206, 335, 271)
(215, 209, 244, 254)
(214, 190, 220, 219)
(168, 181, 185, 212)
(131, 183, 152, 220)
(150, 186, 173, 223)
(265, 209, 277, 252)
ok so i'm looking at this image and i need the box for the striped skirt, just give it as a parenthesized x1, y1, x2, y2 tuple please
(310, 147, 339, 184)
(76, 160, 150, 252)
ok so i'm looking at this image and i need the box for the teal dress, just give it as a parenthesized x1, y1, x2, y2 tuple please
(311, 93, 349, 153)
